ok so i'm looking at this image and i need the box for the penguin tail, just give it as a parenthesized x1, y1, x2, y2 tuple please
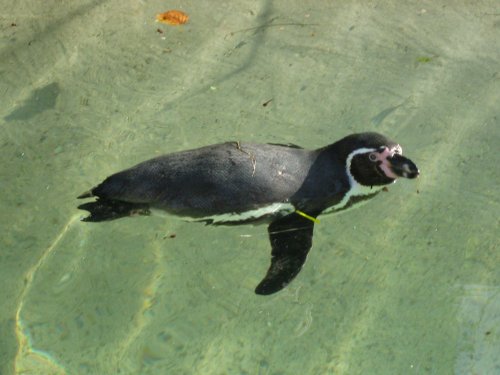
(77, 199, 151, 222)
(77, 190, 93, 199)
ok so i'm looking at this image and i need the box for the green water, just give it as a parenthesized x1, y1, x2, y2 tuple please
(1, 1, 499, 374)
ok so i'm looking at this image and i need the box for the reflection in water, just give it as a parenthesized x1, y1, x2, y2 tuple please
(5, 82, 60, 121)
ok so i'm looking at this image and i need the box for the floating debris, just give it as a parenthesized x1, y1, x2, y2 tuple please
(262, 99, 273, 107)
(416, 56, 432, 63)
(156, 10, 189, 25)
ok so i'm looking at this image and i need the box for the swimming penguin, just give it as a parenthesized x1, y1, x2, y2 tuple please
(78, 132, 419, 295)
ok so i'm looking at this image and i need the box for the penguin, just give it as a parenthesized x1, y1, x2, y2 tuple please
(78, 132, 419, 295)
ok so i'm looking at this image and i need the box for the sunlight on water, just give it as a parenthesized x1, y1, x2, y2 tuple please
(13, 217, 79, 374)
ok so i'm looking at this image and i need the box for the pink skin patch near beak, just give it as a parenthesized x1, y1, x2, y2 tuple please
(373, 146, 402, 179)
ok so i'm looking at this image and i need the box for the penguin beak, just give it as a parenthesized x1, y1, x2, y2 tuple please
(387, 154, 419, 179)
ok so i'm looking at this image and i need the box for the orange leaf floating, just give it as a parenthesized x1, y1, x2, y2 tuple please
(156, 10, 189, 25)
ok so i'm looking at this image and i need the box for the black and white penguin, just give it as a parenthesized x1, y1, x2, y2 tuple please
(78, 132, 419, 295)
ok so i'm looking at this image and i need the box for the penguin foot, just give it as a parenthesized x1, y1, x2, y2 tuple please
(78, 199, 150, 222)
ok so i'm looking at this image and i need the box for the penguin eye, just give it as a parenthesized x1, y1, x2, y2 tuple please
(368, 152, 378, 162)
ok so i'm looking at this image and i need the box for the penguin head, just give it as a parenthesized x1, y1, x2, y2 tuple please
(338, 132, 419, 187)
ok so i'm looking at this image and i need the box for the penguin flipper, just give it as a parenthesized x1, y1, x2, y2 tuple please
(255, 212, 317, 295)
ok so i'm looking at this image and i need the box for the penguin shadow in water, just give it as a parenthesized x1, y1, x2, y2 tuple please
(77, 132, 419, 295)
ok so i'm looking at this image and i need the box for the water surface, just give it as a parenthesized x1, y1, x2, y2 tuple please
(1, 1, 499, 374)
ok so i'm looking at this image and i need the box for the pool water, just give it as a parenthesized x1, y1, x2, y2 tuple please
(1, 1, 499, 374)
